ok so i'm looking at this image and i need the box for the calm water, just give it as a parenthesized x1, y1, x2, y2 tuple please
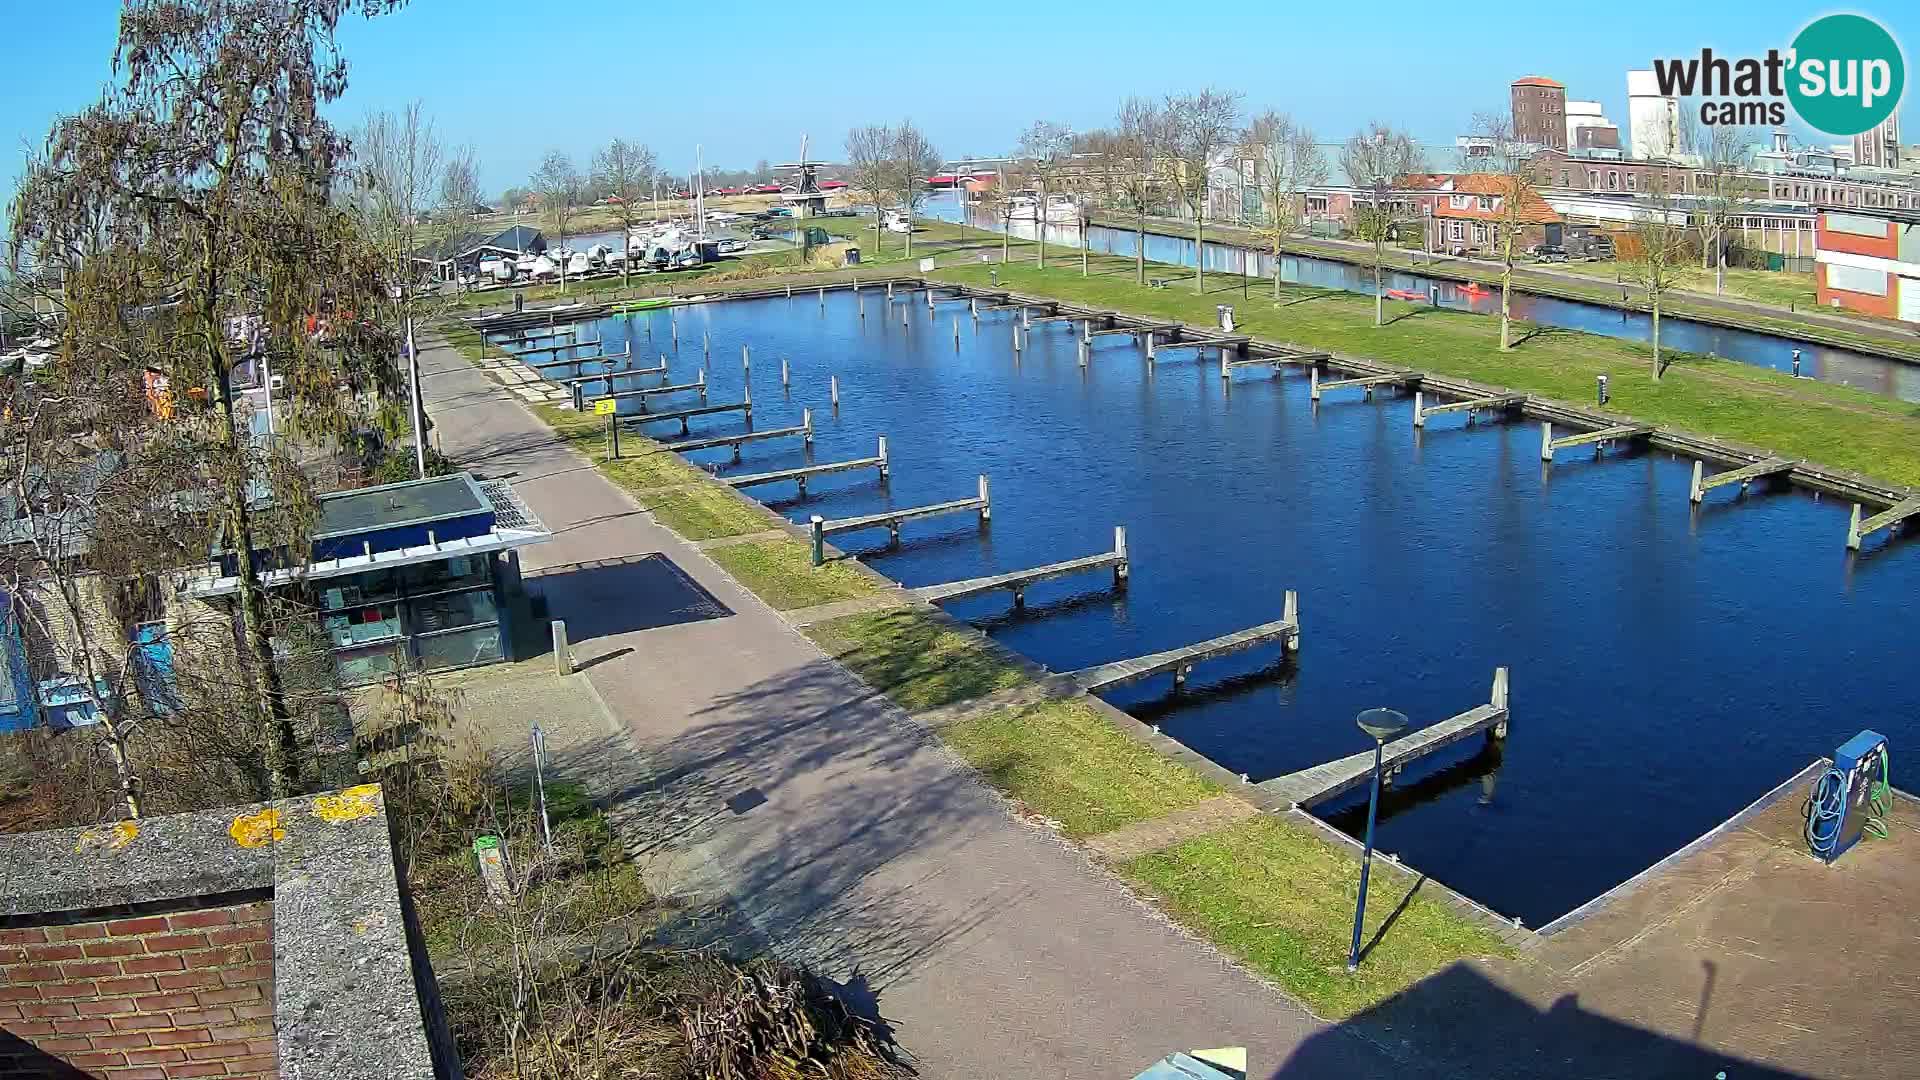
(919, 192, 1920, 403)
(494, 295, 1920, 926)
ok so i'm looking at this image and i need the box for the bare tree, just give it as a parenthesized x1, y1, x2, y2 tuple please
(531, 151, 580, 291)
(844, 124, 895, 258)
(1462, 112, 1550, 350)
(1340, 122, 1426, 326)
(1698, 125, 1756, 294)
(1164, 89, 1244, 294)
(1241, 110, 1326, 299)
(890, 122, 941, 260)
(1114, 97, 1169, 286)
(590, 138, 657, 286)
(1626, 172, 1690, 380)
(441, 144, 482, 217)
(1017, 121, 1075, 269)
(977, 163, 1030, 265)
(11, 0, 411, 797)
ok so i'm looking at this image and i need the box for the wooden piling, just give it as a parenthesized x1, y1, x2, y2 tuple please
(810, 515, 826, 566)
(1114, 525, 1130, 586)
(552, 620, 573, 676)
(1310, 367, 1320, 401)
(877, 435, 890, 479)
(781, 356, 790, 388)
(802, 407, 814, 444)
(1413, 391, 1425, 428)
(954, 317, 961, 346)
(742, 344, 750, 374)
(978, 474, 992, 521)
(831, 375, 840, 407)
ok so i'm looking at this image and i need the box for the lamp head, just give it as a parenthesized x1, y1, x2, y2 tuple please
(1356, 707, 1409, 743)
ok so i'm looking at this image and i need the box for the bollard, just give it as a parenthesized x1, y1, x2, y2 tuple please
(1412, 391, 1425, 428)
(970, 297, 979, 319)
(742, 343, 750, 373)
(1310, 366, 1321, 401)
(1540, 422, 1554, 462)
(830, 374, 840, 407)
(978, 474, 992, 522)
(927, 288, 935, 311)
(609, 412, 622, 459)
(887, 281, 894, 299)
(810, 515, 826, 566)
(1219, 349, 1229, 380)
(1144, 331, 1156, 361)
(1022, 307, 1032, 329)
(877, 435, 889, 479)
(1283, 590, 1300, 651)
(1013, 324, 1022, 351)
(552, 620, 573, 675)
(1689, 460, 1705, 503)
(786, 283, 792, 299)
(1114, 525, 1130, 586)
(781, 356, 790, 388)
(802, 407, 814, 445)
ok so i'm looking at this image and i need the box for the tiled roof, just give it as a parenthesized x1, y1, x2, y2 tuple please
(1429, 174, 1562, 224)
(1512, 75, 1564, 88)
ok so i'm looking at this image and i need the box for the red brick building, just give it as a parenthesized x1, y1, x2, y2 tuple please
(1419, 174, 1562, 254)
(1813, 207, 1920, 321)
(1511, 76, 1567, 152)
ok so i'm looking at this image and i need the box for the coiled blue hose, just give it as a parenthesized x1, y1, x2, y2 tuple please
(1806, 766, 1849, 860)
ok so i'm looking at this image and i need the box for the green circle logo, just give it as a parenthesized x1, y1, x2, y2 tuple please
(1788, 14, 1905, 136)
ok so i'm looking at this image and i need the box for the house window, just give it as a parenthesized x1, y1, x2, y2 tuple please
(1449, 222, 1465, 241)
(1608, 171, 1619, 190)
(1626, 174, 1636, 191)
(1588, 169, 1600, 189)
(1451, 195, 1469, 209)
(1560, 170, 1570, 186)
(1478, 196, 1494, 211)
(1472, 223, 1488, 243)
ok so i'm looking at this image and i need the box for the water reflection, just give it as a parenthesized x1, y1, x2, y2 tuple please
(921, 192, 1920, 402)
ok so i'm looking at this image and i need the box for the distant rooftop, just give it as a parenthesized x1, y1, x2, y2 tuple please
(314, 472, 489, 542)
(1512, 75, 1565, 88)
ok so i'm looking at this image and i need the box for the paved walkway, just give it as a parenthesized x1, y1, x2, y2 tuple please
(419, 337, 1407, 1080)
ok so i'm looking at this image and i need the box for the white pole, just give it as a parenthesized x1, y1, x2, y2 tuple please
(406, 315, 425, 477)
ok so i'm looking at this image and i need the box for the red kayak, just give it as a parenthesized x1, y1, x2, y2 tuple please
(1384, 288, 1426, 302)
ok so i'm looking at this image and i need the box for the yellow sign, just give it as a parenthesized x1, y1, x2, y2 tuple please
(594, 398, 617, 415)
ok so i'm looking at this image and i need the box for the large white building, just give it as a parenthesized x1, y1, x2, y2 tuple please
(1627, 69, 1680, 160)
(1565, 100, 1618, 150)
(1853, 114, 1901, 170)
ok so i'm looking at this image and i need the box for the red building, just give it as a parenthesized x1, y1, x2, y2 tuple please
(1511, 76, 1567, 152)
(1421, 174, 1562, 254)
(1813, 208, 1920, 321)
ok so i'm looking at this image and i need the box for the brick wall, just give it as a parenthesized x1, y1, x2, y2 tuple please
(0, 899, 276, 1080)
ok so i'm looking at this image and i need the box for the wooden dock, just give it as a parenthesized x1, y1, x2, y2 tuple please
(809, 476, 991, 564)
(668, 411, 812, 458)
(1848, 496, 1920, 551)
(527, 347, 630, 371)
(552, 363, 666, 387)
(509, 338, 604, 358)
(723, 437, 887, 495)
(1689, 457, 1795, 503)
(492, 327, 578, 344)
(1413, 390, 1527, 428)
(621, 400, 750, 435)
(1070, 595, 1299, 693)
(913, 526, 1129, 608)
(1257, 668, 1510, 809)
(1311, 368, 1420, 401)
(595, 374, 707, 408)
(1540, 422, 1655, 463)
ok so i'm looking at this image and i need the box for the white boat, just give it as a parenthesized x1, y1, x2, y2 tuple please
(565, 250, 593, 277)
(1005, 194, 1039, 221)
(882, 209, 912, 234)
(587, 243, 613, 267)
(528, 255, 559, 281)
(513, 252, 541, 275)
(479, 256, 514, 283)
(1044, 193, 1080, 222)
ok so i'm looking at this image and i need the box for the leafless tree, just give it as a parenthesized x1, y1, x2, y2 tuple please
(10, 0, 411, 797)
(890, 121, 941, 260)
(591, 138, 658, 286)
(1241, 110, 1326, 299)
(1164, 89, 1244, 294)
(1462, 112, 1549, 350)
(1697, 124, 1757, 294)
(1018, 121, 1075, 269)
(441, 144, 482, 217)
(977, 163, 1031, 265)
(531, 150, 581, 291)
(1114, 97, 1170, 286)
(1340, 121, 1426, 326)
(844, 124, 895, 257)
(1626, 172, 1690, 380)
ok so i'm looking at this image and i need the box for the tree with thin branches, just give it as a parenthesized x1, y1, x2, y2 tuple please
(844, 124, 895, 258)
(1114, 97, 1169, 286)
(1462, 112, 1548, 350)
(1340, 121, 1426, 326)
(1241, 109, 1326, 299)
(10, 0, 412, 797)
(591, 138, 658, 286)
(1627, 172, 1690, 380)
(1017, 121, 1075, 269)
(441, 143, 482, 218)
(1164, 89, 1243, 294)
(890, 122, 941, 260)
(531, 150, 580, 291)
(1697, 124, 1757, 295)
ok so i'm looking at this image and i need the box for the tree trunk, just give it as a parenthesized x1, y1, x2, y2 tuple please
(214, 358, 302, 797)
(875, 204, 884, 258)
(1374, 247, 1385, 327)
(1081, 217, 1089, 276)
(1273, 233, 1282, 300)
(1651, 297, 1663, 379)
(1194, 213, 1205, 294)
(1136, 210, 1146, 285)
(905, 214, 913, 259)
(1500, 227, 1513, 351)
(1002, 221, 1009, 264)
(1037, 180, 1047, 269)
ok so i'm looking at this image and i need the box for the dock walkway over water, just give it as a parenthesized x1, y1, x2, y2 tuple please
(1258, 668, 1510, 809)
(1071, 595, 1299, 693)
(809, 476, 991, 563)
(913, 527, 1129, 608)
(724, 437, 888, 495)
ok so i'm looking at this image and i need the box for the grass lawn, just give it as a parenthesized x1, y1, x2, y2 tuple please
(1124, 816, 1514, 1019)
(642, 485, 773, 541)
(804, 608, 1031, 712)
(1553, 259, 1817, 309)
(706, 538, 882, 611)
(943, 698, 1217, 837)
(934, 256, 1920, 487)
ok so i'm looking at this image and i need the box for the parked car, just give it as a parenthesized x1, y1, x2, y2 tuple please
(1531, 244, 1569, 263)
(1584, 235, 1616, 259)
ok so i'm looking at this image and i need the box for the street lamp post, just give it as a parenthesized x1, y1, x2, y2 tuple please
(1348, 707, 1408, 973)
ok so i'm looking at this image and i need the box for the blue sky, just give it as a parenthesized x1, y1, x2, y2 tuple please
(2, 1, 1914, 202)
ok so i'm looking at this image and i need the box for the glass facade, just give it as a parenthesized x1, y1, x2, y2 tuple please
(314, 553, 507, 683)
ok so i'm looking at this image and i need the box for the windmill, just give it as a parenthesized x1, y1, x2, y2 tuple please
(775, 134, 831, 221)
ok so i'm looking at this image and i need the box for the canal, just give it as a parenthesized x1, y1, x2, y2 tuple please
(531, 292, 1920, 928)
(918, 191, 1920, 404)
